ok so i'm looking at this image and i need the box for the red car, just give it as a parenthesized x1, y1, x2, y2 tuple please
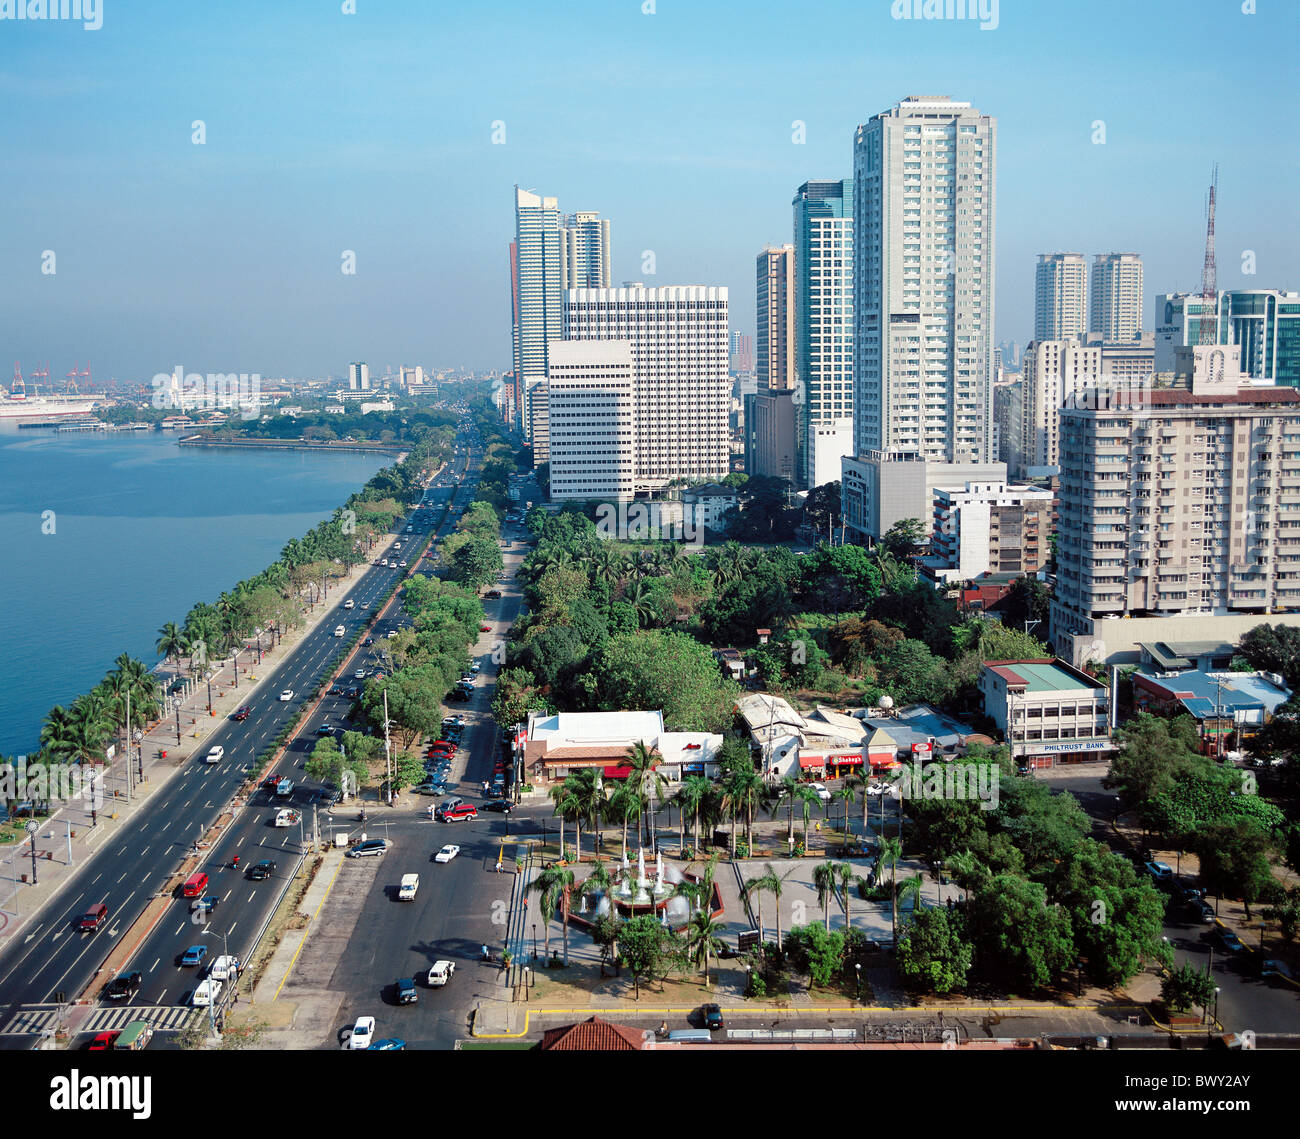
(440, 804, 478, 822)
(88, 1031, 120, 1051)
(479, 624, 492, 633)
(430, 740, 456, 751)
(232, 705, 251, 721)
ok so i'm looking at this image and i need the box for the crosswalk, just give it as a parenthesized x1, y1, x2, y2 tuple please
(0, 1004, 199, 1036)
(83, 1005, 199, 1033)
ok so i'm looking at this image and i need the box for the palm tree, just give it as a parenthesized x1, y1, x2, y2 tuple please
(566, 769, 606, 854)
(555, 781, 583, 863)
(813, 860, 838, 932)
(623, 578, 657, 628)
(878, 835, 903, 941)
(40, 706, 76, 763)
(768, 775, 801, 848)
(766, 862, 797, 950)
(792, 784, 822, 851)
(156, 621, 189, 679)
(834, 782, 857, 851)
(530, 865, 575, 964)
(624, 741, 665, 850)
(676, 775, 711, 857)
(743, 871, 770, 943)
(836, 861, 856, 933)
(946, 850, 983, 905)
(547, 783, 569, 862)
(682, 907, 726, 986)
(730, 767, 766, 850)
(606, 782, 640, 861)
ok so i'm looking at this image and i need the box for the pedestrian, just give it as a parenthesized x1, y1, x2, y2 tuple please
(495, 859, 503, 873)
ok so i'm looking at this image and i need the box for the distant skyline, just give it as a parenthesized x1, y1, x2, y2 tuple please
(1, 0, 1296, 380)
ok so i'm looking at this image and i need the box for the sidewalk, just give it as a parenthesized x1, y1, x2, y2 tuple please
(0, 524, 411, 946)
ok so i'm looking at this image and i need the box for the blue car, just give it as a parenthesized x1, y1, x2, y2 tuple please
(368, 1038, 407, 1051)
(180, 945, 207, 967)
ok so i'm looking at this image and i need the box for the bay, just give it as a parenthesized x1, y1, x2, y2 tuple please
(0, 427, 390, 756)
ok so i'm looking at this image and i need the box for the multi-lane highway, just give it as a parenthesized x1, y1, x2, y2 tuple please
(0, 421, 483, 1038)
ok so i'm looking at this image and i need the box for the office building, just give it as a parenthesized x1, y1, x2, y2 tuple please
(1156, 290, 1300, 386)
(347, 362, 370, 392)
(1017, 339, 1104, 477)
(794, 179, 855, 489)
(730, 331, 755, 375)
(1050, 345, 1300, 666)
(1090, 253, 1144, 342)
(744, 388, 797, 484)
(979, 659, 1113, 768)
(851, 95, 997, 467)
(545, 340, 635, 503)
(841, 450, 1006, 543)
(565, 285, 730, 492)
(512, 187, 564, 439)
(562, 212, 612, 289)
(1034, 253, 1087, 342)
(757, 244, 796, 391)
(527, 381, 550, 464)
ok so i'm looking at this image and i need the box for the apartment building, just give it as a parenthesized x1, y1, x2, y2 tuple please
(1089, 253, 1144, 342)
(1050, 345, 1300, 666)
(927, 480, 1054, 584)
(757, 244, 796, 392)
(1034, 253, 1087, 342)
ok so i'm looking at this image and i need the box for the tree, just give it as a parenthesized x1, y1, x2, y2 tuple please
(620, 914, 675, 1000)
(801, 480, 843, 539)
(783, 924, 845, 988)
(880, 517, 926, 561)
(1105, 713, 1203, 821)
(743, 870, 770, 944)
(1194, 820, 1278, 919)
(1161, 964, 1217, 1014)
(682, 907, 726, 986)
(596, 631, 740, 733)
(991, 575, 1051, 635)
(967, 874, 1075, 991)
(814, 861, 838, 932)
(896, 907, 973, 994)
(531, 866, 576, 964)
(1238, 623, 1300, 688)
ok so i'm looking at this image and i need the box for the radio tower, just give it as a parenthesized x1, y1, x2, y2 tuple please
(1198, 166, 1219, 346)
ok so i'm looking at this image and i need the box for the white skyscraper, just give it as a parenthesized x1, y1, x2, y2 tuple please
(1034, 253, 1088, 341)
(348, 362, 370, 391)
(512, 187, 563, 440)
(1090, 253, 1144, 342)
(565, 285, 730, 491)
(546, 340, 635, 502)
(562, 212, 612, 290)
(851, 95, 997, 467)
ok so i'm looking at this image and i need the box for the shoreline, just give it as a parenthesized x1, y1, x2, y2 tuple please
(176, 434, 407, 455)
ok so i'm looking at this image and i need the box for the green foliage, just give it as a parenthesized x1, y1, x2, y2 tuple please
(1162, 964, 1217, 1013)
(618, 914, 676, 998)
(879, 518, 926, 561)
(1237, 623, 1300, 688)
(594, 630, 741, 732)
(967, 874, 1075, 991)
(1193, 820, 1279, 915)
(896, 907, 973, 994)
(782, 924, 846, 988)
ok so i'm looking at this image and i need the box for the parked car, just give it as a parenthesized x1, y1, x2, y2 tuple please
(1190, 898, 1215, 923)
(1216, 927, 1246, 953)
(104, 972, 142, 1000)
(811, 782, 832, 802)
(700, 1004, 725, 1031)
(368, 1038, 406, 1050)
(1144, 861, 1175, 883)
(1260, 958, 1294, 981)
(479, 624, 492, 633)
(414, 782, 445, 796)
(427, 960, 455, 987)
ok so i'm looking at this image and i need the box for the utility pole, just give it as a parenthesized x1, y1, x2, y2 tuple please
(124, 688, 132, 802)
(382, 689, 393, 806)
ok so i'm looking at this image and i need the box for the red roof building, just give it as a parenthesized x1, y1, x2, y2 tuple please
(539, 1016, 647, 1051)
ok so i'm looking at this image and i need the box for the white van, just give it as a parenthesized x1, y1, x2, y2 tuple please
(334, 625, 346, 637)
(399, 873, 419, 901)
(192, 978, 223, 1007)
(209, 955, 240, 982)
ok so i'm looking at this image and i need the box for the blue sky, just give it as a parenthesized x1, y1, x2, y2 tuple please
(1, 0, 1295, 381)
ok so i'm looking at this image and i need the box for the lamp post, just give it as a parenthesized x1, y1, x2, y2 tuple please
(744, 964, 752, 999)
(26, 821, 39, 885)
(523, 966, 530, 1002)
(532, 923, 537, 961)
(855, 962, 862, 1003)
(174, 695, 182, 746)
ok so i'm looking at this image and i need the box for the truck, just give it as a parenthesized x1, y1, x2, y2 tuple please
(209, 955, 241, 982)
(398, 873, 419, 902)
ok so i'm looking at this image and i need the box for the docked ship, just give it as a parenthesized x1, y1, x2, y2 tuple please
(1, 363, 100, 420)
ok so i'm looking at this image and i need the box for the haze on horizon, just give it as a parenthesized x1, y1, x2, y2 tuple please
(1, 0, 1295, 382)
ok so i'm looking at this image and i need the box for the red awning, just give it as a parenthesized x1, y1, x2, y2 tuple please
(603, 765, 633, 779)
(869, 754, 899, 768)
(799, 756, 825, 769)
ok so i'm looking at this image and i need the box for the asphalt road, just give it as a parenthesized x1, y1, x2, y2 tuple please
(0, 422, 482, 1037)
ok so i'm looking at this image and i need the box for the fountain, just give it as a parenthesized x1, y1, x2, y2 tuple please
(570, 854, 722, 937)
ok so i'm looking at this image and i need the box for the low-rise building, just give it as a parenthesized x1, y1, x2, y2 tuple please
(520, 710, 722, 786)
(1132, 669, 1291, 757)
(979, 658, 1113, 768)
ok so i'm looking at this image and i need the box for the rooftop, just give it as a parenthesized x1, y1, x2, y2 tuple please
(984, 659, 1103, 693)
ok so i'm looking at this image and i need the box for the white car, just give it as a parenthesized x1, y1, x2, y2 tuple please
(434, 844, 460, 864)
(398, 561, 407, 568)
(381, 559, 389, 567)
(279, 690, 294, 702)
(204, 745, 224, 764)
(344, 1016, 376, 1050)
(334, 625, 346, 637)
(344, 599, 355, 610)
(355, 669, 367, 680)
(811, 782, 832, 802)
(192, 978, 223, 1007)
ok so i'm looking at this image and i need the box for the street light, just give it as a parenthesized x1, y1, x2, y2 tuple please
(26, 821, 39, 885)
(532, 924, 537, 961)
(854, 962, 862, 1003)
(523, 966, 530, 1002)
(174, 695, 182, 746)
